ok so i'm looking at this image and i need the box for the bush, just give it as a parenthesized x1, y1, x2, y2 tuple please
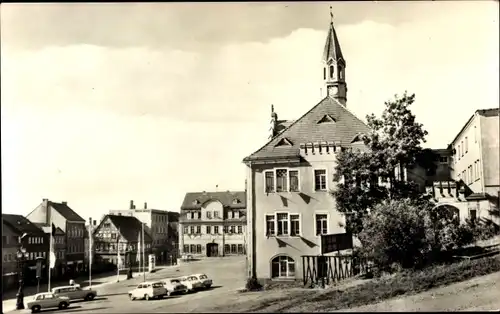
(359, 199, 430, 270)
(245, 277, 263, 291)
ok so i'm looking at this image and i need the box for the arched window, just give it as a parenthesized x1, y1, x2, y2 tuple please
(323, 67, 326, 80)
(271, 255, 295, 278)
(339, 67, 344, 80)
(329, 65, 334, 78)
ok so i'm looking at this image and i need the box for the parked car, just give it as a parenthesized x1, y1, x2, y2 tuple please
(27, 292, 70, 313)
(191, 273, 213, 289)
(179, 275, 204, 292)
(162, 278, 188, 295)
(52, 285, 97, 301)
(128, 281, 168, 300)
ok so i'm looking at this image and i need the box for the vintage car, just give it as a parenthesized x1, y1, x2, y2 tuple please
(128, 281, 168, 300)
(162, 278, 188, 295)
(26, 292, 70, 313)
(52, 285, 97, 301)
(190, 273, 213, 289)
(179, 275, 205, 292)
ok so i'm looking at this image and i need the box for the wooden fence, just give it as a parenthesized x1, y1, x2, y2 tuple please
(301, 255, 371, 286)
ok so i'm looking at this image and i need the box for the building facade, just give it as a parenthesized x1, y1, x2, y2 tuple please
(93, 214, 153, 268)
(243, 16, 371, 281)
(109, 201, 179, 265)
(2, 214, 49, 286)
(34, 223, 66, 278)
(26, 199, 86, 278)
(180, 191, 247, 257)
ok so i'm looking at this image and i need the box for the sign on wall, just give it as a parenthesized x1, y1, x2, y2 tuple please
(320, 233, 353, 255)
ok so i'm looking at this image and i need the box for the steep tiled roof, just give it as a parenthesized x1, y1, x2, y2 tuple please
(181, 191, 246, 210)
(50, 202, 85, 222)
(33, 223, 65, 235)
(2, 214, 45, 235)
(104, 215, 153, 243)
(244, 97, 370, 161)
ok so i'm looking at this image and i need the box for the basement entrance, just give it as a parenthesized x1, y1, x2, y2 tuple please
(206, 243, 219, 257)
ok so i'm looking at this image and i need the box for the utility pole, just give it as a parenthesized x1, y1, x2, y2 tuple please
(88, 217, 92, 288)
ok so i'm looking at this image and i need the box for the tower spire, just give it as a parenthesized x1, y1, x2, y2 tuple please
(322, 6, 347, 106)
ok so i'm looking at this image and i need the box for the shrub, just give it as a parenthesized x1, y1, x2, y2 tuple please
(245, 277, 263, 291)
(359, 199, 430, 271)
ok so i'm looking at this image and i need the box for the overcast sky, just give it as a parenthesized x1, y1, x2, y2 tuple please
(1, 2, 498, 220)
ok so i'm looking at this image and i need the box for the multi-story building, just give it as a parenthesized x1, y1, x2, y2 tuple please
(179, 191, 247, 258)
(408, 109, 500, 224)
(109, 201, 179, 265)
(2, 214, 49, 286)
(33, 223, 66, 278)
(26, 199, 86, 278)
(93, 214, 153, 267)
(243, 15, 371, 281)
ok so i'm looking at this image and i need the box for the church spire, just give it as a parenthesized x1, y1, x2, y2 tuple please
(322, 6, 347, 105)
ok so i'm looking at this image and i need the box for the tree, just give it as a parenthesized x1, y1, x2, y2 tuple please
(332, 92, 431, 235)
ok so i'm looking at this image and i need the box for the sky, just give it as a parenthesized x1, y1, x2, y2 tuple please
(1, 2, 499, 220)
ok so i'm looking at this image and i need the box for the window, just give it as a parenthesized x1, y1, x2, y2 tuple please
(234, 211, 239, 219)
(214, 211, 220, 218)
(214, 226, 219, 234)
(462, 170, 466, 183)
(224, 244, 230, 254)
(237, 226, 243, 234)
(316, 214, 328, 236)
(196, 244, 202, 254)
(229, 211, 234, 219)
(189, 226, 195, 234)
(457, 145, 460, 160)
(461, 141, 464, 156)
(470, 209, 477, 221)
(474, 126, 477, 143)
(223, 226, 228, 233)
(271, 255, 295, 278)
(265, 215, 275, 236)
(190, 244, 196, 253)
(229, 225, 236, 233)
(265, 171, 275, 193)
(339, 67, 344, 80)
(277, 213, 289, 236)
(206, 211, 212, 219)
(183, 245, 189, 253)
(329, 65, 334, 78)
(314, 169, 327, 191)
(465, 137, 468, 153)
(206, 226, 211, 234)
(290, 214, 300, 236)
(276, 169, 288, 192)
(230, 244, 237, 254)
(439, 156, 448, 164)
(323, 67, 326, 80)
(468, 165, 473, 184)
(238, 244, 244, 254)
(289, 170, 299, 192)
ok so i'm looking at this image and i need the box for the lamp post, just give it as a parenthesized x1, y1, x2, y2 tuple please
(126, 246, 133, 280)
(16, 246, 29, 310)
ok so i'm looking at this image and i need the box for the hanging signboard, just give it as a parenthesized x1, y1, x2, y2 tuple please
(320, 233, 353, 255)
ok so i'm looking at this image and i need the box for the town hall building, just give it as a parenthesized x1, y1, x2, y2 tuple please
(243, 14, 370, 281)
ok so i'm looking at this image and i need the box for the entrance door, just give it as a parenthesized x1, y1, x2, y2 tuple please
(206, 243, 219, 257)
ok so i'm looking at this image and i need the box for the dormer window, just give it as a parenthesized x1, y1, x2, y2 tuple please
(193, 199, 200, 205)
(317, 114, 336, 124)
(275, 138, 293, 147)
(351, 133, 365, 143)
(232, 198, 240, 204)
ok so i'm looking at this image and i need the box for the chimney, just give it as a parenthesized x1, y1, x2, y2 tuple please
(144, 202, 147, 209)
(62, 201, 67, 205)
(43, 199, 49, 224)
(130, 200, 134, 209)
(269, 104, 278, 139)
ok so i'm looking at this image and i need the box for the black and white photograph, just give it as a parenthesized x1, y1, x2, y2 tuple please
(1, 2, 499, 313)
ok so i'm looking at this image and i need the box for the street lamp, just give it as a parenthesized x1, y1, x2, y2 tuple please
(125, 245, 133, 280)
(16, 246, 29, 310)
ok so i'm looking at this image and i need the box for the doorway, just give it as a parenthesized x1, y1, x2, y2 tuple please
(206, 243, 219, 257)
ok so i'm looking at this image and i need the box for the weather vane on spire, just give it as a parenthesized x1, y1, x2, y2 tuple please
(330, 6, 333, 23)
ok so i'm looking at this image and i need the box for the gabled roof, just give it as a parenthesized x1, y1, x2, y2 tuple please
(50, 202, 85, 222)
(181, 191, 246, 210)
(34, 223, 65, 235)
(244, 97, 370, 161)
(97, 215, 153, 243)
(2, 214, 45, 235)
